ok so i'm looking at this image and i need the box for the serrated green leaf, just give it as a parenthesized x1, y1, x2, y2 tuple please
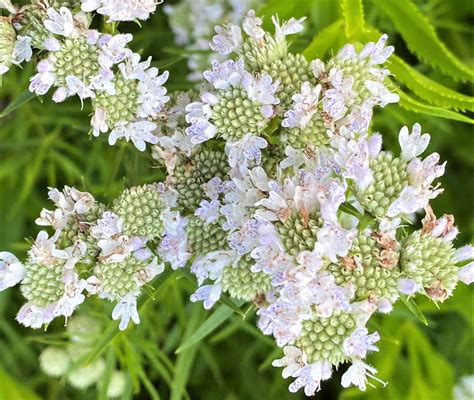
(390, 56, 474, 112)
(0, 90, 37, 118)
(398, 90, 474, 124)
(303, 19, 344, 60)
(340, 0, 365, 39)
(372, 0, 473, 82)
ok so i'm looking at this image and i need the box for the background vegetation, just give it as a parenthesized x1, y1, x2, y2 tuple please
(0, 0, 472, 399)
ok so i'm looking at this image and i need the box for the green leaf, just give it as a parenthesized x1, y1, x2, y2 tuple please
(372, 0, 474, 82)
(400, 296, 429, 326)
(151, 55, 185, 69)
(85, 270, 174, 365)
(0, 90, 37, 118)
(171, 307, 203, 400)
(0, 366, 41, 400)
(175, 303, 237, 354)
(398, 90, 474, 124)
(303, 19, 344, 60)
(340, 0, 365, 39)
(389, 56, 474, 112)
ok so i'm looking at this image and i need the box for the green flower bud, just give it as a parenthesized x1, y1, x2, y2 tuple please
(52, 36, 100, 87)
(221, 254, 272, 302)
(174, 148, 228, 210)
(328, 233, 400, 302)
(0, 17, 16, 70)
(107, 371, 127, 398)
(401, 230, 457, 301)
(21, 263, 64, 306)
(60, 202, 106, 262)
(17, 0, 81, 49)
(355, 152, 410, 218)
(261, 53, 316, 109)
(275, 213, 323, 256)
(40, 347, 70, 377)
(280, 114, 328, 149)
(186, 217, 228, 255)
(327, 57, 372, 106)
(112, 184, 166, 240)
(93, 75, 139, 127)
(97, 255, 147, 300)
(241, 35, 288, 71)
(67, 358, 105, 389)
(211, 87, 268, 140)
(66, 315, 102, 344)
(296, 310, 356, 365)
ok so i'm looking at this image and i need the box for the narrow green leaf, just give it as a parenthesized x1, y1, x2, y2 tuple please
(398, 90, 474, 124)
(341, 0, 365, 39)
(176, 303, 236, 354)
(0, 90, 37, 118)
(372, 0, 474, 82)
(390, 56, 474, 112)
(303, 19, 344, 60)
(171, 307, 202, 400)
(151, 56, 185, 69)
(400, 296, 429, 326)
(85, 270, 173, 365)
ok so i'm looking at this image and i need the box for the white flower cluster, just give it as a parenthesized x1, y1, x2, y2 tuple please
(81, 0, 161, 21)
(165, 0, 262, 81)
(0, 9, 32, 75)
(149, 11, 473, 396)
(1, 6, 473, 397)
(1, 0, 167, 150)
(0, 184, 184, 331)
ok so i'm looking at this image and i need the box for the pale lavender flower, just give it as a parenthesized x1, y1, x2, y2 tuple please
(210, 24, 242, 54)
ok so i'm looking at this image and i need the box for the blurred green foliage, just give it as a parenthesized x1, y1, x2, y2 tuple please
(0, 0, 472, 399)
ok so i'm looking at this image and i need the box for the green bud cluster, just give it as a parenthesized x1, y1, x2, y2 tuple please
(97, 256, 146, 299)
(401, 231, 457, 300)
(52, 36, 100, 87)
(39, 347, 70, 377)
(241, 35, 288, 70)
(174, 148, 228, 210)
(261, 53, 316, 109)
(17, 0, 81, 49)
(21, 263, 64, 306)
(93, 75, 139, 127)
(327, 58, 372, 105)
(296, 310, 356, 365)
(212, 87, 268, 140)
(261, 145, 286, 177)
(60, 202, 106, 261)
(221, 254, 272, 301)
(186, 217, 228, 254)
(66, 315, 102, 343)
(328, 233, 400, 302)
(112, 184, 165, 240)
(0, 17, 16, 68)
(281, 114, 328, 149)
(275, 213, 323, 256)
(67, 358, 106, 389)
(355, 152, 410, 218)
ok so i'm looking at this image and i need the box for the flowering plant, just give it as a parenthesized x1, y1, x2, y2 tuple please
(0, 0, 472, 398)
